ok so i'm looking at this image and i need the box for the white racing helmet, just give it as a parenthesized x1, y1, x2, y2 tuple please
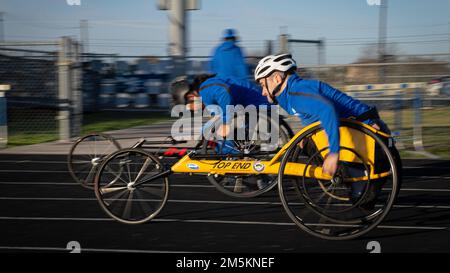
(254, 53, 297, 81)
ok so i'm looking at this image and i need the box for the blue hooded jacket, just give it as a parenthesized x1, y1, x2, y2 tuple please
(209, 41, 249, 81)
(199, 76, 269, 124)
(276, 74, 372, 154)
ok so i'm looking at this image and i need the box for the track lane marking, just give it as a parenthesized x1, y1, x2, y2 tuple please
(0, 196, 450, 209)
(0, 216, 446, 231)
(0, 246, 199, 253)
(1, 182, 450, 192)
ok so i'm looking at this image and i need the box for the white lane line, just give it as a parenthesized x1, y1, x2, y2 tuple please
(403, 166, 449, 170)
(396, 188, 450, 193)
(1, 196, 450, 209)
(1, 168, 450, 180)
(0, 182, 214, 187)
(1, 171, 450, 180)
(414, 176, 450, 180)
(0, 246, 199, 253)
(0, 160, 440, 167)
(0, 216, 446, 231)
(1, 182, 450, 193)
(0, 197, 277, 205)
(0, 170, 69, 173)
(0, 182, 79, 186)
(0, 160, 68, 164)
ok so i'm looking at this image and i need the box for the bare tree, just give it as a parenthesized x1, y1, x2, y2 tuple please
(355, 43, 401, 63)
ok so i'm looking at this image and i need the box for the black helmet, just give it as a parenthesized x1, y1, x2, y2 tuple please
(170, 74, 217, 105)
(170, 76, 191, 105)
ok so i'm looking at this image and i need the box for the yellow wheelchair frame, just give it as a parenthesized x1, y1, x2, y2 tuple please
(171, 119, 391, 182)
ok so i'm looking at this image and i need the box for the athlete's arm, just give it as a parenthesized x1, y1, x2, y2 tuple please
(292, 93, 340, 175)
(294, 95, 340, 154)
(200, 85, 233, 124)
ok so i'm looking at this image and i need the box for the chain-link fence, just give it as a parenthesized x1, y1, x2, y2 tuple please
(342, 82, 450, 158)
(0, 43, 59, 146)
(293, 60, 450, 158)
(81, 55, 173, 111)
(1, 35, 449, 158)
(300, 60, 450, 88)
(80, 54, 268, 112)
(0, 38, 82, 146)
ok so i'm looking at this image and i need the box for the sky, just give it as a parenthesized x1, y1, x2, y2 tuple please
(0, 0, 449, 64)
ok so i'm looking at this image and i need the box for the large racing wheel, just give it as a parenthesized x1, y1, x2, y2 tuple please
(278, 121, 400, 240)
(200, 113, 293, 198)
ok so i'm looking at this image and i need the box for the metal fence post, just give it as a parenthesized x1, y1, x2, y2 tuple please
(394, 90, 403, 134)
(279, 34, 289, 53)
(71, 40, 82, 137)
(411, 88, 440, 158)
(58, 37, 72, 141)
(265, 40, 273, 55)
(413, 88, 424, 151)
(0, 84, 10, 148)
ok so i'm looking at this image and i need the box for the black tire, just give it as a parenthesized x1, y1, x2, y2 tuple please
(94, 148, 169, 224)
(278, 121, 399, 240)
(201, 115, 293, 198)
(67, 133, 121, 189)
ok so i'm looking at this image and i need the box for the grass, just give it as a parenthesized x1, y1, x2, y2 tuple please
(7, 110, 173, 147)
(379, 107, 450, 129)
(5, 108, 450, 158)
(379, 107, 450, 158)
(7, 133, 59, 147)
(81, 110, 173, 135)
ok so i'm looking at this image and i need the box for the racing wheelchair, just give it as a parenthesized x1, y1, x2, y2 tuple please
(68, 75, 294, 198)
(88, 119, 400, 240)
(67, 109, 294, 198)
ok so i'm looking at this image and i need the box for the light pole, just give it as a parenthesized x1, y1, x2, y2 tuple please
(157, 0, 200, 78)
(80, 19, 89, 60)
(378, 0, 388, 83)
(0, 12, 5, 43)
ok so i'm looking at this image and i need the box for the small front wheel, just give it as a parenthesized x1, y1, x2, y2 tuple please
(94, 148, 169, 224)
(68, 133, 121, 189)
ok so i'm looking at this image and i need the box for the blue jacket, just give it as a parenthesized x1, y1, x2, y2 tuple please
(209, 41, 249, 80)
(276, 74, 372, 153)
(199, 76, 269, 124)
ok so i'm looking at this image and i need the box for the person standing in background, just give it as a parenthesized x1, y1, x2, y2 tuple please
(209, 29, 250, 81)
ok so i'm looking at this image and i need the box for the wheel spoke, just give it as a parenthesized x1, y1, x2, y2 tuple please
(83, 165, 97, 184)
(133, 157, 152, 183)
(100, 186, 128, 194)
(122, 190, 135, 220)
(103, 188, 129, 207)
(135, 189, 154, 215)
(104, 165, 129, 185)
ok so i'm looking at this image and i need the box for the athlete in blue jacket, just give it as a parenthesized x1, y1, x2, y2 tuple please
(254, 54, 400, 207)
(209, 29, 250, 81)
(193, 74, 269, 123)
(179, 74, 269, 154)
(254, 53, 387, 176)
